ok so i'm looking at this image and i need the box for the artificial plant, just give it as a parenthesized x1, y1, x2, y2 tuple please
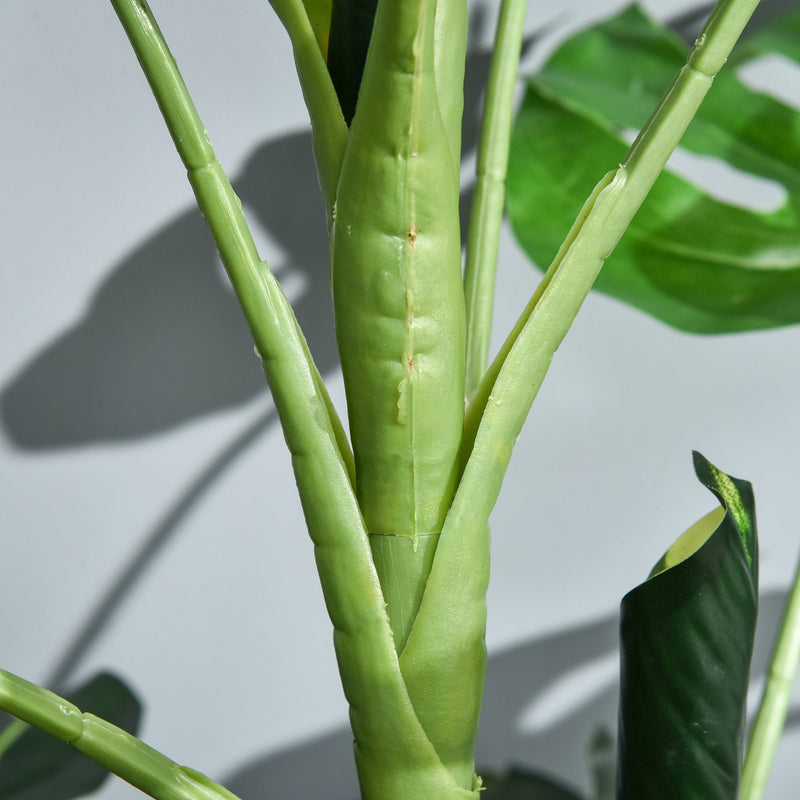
(1, 0, 799, 798)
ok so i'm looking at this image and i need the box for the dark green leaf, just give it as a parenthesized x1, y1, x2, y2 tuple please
(507, 4, 800, 333)
(616, 452, 758, 799)
(326, 0, 378, 123)
(0, 673, 141, 800)
(481, 766, 585, 800)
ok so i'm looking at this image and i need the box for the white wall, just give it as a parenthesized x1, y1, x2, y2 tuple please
(2, 1, 799, 797)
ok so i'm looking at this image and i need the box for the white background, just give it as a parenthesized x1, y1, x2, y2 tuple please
(2, 1, 799, 797)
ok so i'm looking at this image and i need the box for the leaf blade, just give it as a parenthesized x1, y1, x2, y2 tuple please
(616, 452, 758, 799)
(507, 4, 800, 333)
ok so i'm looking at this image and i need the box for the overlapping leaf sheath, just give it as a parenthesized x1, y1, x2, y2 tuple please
(329, 1, 485, 793)
(331, 0, 466, 650)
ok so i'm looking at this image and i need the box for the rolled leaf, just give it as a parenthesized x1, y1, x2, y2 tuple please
(616, 452, 758, 798)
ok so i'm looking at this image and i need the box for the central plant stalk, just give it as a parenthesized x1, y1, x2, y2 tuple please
(331, 0, 466, 653)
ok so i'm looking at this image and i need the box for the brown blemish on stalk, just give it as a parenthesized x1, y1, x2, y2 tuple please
(407, 226, 417, 245)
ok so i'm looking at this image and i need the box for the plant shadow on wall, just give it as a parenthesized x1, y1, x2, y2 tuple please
(222, 592, 794, 800)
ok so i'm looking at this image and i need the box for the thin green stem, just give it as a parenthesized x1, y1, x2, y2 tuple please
(109, 4, 480, 797)
(109, 0, 354, 485)
(269, 0, 348, 215)
(462, 0, 760, 468)
(463, 0, 529, 400)
(740, 551, 800, 800)
(0, 670, 240, 800)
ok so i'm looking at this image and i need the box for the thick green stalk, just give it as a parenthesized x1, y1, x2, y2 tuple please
(740, 551, 800, 799)
(462, 0, 761, 468)
(463, 0, 529, 399)
(331, 0, 466, 654)
(111, 3, 480, 797)
(0, 670, 241, 800)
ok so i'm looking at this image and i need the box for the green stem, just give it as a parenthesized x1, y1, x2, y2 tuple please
(462, 0, 761, 468)
(110, 4, 480, 797)
(109, 0, 354, 485)
(463, 0, 529, 400)
(0, 670, 240, 800)
(740, 551, 800, 800)
(269, 0, 348, 216)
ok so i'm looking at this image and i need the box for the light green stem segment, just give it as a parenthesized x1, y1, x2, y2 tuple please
(740, 551, 800, 800)
(463, 0, 529, 400)
(331, 0, 466, 648)
(433, 0, 468, 174)
(0, 670, 241, 800)
(112, 2, 482, 797)
(462, 0, 761, 470)
(268, 0, 347, 215)
(109, 0, 353, 484)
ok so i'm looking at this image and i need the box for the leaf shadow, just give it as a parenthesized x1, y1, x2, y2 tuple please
(0, 129, 334, 448)
(221, 588, 794, 799)
(0, 4, 511, 452)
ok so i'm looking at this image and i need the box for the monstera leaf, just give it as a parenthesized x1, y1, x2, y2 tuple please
(616, 453, 758, 798)
(508, 4, 800, 333)
(0, 673, 140, 800)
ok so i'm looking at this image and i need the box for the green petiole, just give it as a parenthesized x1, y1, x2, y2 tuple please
(268, 0, 348, 216)
(462, 0, 761, 476)
(0, 669, 241, 800)
(740, 550, 800, 799)
(463, 0, 529, 400)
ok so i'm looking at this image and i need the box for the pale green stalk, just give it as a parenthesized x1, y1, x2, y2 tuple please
(108, 0, 353, 484)
(268, 0, 347, 214)
(463, 0, 529, 399)
(0, 670, 241, 800)
(110, 3, 480, 797)
(433, 0, 468, 174)
(462, 0, 761, 469)
(0, 718, 27, 756)
(740, 552, 800, 800)
(330, 0, 466, 661)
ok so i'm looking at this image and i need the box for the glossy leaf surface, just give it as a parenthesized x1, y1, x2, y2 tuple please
(0, 673, 140, 800)
(617, 452, 758, 798)
(508, 5, 800, 333)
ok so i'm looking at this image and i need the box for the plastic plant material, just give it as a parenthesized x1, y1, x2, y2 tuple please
(616, 453, 758, 799)
(0, 0, 784, 798)
(740, 550, 800, 799)
(508, 4, 800, 333)
(0, 673, 139, 800)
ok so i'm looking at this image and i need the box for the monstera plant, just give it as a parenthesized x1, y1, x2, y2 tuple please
(2, 0, 800, 798)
